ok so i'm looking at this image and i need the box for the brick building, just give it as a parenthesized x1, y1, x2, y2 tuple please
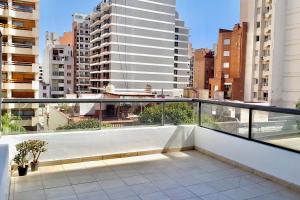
(209, 23, 247, 101)
(193, 49, 214, 92)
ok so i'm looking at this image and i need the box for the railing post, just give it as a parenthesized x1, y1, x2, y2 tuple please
(161, 102, 165, 126)
(248, 108, 253, 140)
(99, 103, 102, 130)
(198, 101, 202, 127)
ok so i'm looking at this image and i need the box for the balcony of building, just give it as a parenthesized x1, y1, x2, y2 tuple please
(1, 99, 300, 200)
(9, 0, 38, 20)
(0, 17, 38, 37)
(2, 72, 38, 91)
(2, 36, 38, 55)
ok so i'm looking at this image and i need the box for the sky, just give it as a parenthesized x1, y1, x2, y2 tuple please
(39, 0, 240, 63)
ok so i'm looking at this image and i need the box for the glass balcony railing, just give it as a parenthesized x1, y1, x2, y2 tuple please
(1, 99, 300, 154)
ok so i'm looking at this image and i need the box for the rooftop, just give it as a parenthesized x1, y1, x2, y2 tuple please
(10, 151, 300, 200)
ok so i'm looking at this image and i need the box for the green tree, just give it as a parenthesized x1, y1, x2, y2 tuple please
(140, 103, 195, 125)
(1, 113, 26, 135)
(56, 119, 111, 130)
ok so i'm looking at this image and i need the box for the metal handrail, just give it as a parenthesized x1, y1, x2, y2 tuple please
(2, 98, 300, 115)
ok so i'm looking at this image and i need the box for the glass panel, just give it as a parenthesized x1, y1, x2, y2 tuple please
(102, 102, 162, 128)
(164, 102, 198, 125)
(252, 110, 300, 151)
(0, 101, 164, 134)
(201, 103, 249, 137)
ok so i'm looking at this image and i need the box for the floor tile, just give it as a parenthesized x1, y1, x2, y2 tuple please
(45, 186, 76, 200)
(163, 187, 196, 200)
(139, 191, 171, 200)
(14, 190, 46, 200)
(123, 175, 150, 185)
(186, 183, 218, 197)
(72, 182, 101, 194)
(130, 182, 159, 195)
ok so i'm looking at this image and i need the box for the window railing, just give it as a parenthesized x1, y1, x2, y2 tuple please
(1, 99, 300, 154)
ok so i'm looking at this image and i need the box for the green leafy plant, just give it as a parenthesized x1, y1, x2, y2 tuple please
(13, 141, 30, 168)
(56, 119, 111, 130)
(27, 140, 48, 164)
(140, 103, 195, 125)
(201, 115, 220, 129)
(1, 113, 26, 134)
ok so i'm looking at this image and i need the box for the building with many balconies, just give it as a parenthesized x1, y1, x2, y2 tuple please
(72, 13, 91, 94)
(89, 0, 190, 95)
(0, 0, 40, 130)
(43, 32, 75, 98)
(243, 0, 300, 108)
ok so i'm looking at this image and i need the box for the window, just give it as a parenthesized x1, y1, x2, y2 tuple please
(43, 86, 46, 90)
(253, 92, 257, 98)
(67, 73, 71, 77)
(43, 93, 47, 98)
(256, 36, 260, 42)
(223, 62, 230, 68)
(67, 80, 71, 84)
(224, 39, 230, 45)
(256, 22, 260, 28)
(67, 65, 71, 69)
(223, 51, 230, 56)
(224, 74, 229, 79)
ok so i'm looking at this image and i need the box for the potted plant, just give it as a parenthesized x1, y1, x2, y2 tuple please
(27, 140, 48, 171)
(13, 141, 29, 176)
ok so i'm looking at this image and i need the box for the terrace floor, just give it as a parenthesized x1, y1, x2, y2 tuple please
(10, 151, 300, 200)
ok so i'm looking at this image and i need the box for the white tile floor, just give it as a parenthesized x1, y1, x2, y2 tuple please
(10, 151, 300, 200)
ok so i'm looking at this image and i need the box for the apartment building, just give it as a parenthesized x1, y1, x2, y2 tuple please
(209, 23, 247, 101)
(243, 0, 300, 108)
(43, 32, 74, 98)
(0, 0, 39, 130)
(193, 48, 214, 91)
(89, 0, 190, 95)
(72, 13, 91, 94)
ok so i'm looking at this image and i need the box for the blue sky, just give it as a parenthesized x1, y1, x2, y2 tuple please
(39, 0, 240, 62)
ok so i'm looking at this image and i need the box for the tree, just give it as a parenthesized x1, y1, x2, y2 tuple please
(140, 103, 195, 125)
(1, 113, 26, 135)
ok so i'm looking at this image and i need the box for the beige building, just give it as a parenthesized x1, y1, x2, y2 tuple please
(43, 32, 75, 98)
(243, 0, 300, 108)
(0, 0, 40, 130)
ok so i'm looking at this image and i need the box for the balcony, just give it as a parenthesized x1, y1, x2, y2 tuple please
(1, 99, 300, 200)
(2, 42, 38, 55)
(2, 80, 38, 90)
(2, 61, 38, 73)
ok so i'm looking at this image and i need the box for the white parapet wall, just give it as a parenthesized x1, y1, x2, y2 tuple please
(0, 125, 196, 162)
(0, 144, 9, 200)
(194, 126, 300, 187)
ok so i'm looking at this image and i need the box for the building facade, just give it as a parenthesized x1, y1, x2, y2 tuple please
(193, 48, 214, 91)
(89, 0, 189, 95)
(72, 13, 91, 94)
(209, 23, 247, 101)
(0, 0, 40, 130)
(43, 32, 75, 98)
(243, 0, 300, 108)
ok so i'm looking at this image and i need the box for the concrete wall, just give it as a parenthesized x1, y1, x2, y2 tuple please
(0, 126, 195, 162)
(194, 126, 300, 186)
(0, 144, 9, 200)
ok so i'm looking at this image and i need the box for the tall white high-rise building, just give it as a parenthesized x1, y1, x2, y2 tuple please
(89, 0, 189, 95)
(243, 0, 300, 108)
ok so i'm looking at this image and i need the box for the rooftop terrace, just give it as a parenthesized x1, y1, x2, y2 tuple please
(10, 151, 300, 200)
